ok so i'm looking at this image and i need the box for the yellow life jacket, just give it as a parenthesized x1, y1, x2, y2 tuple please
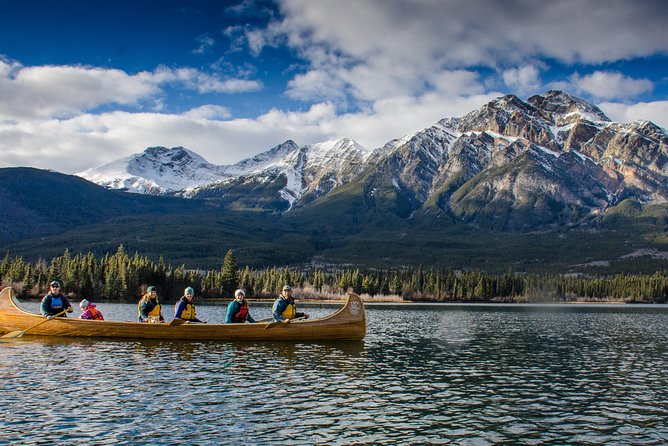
(138, 294, 162, 320)
(180, 302, 196, 320)
(281, 303, 296, 320)
(148, 304, 162, 317)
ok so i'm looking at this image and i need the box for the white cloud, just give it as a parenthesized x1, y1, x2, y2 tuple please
(502, 65, 542, 95)
(274, 0, 668, 65)
(0, 59, 262, 120)
(182, 105, 232, 120)
(0, 91, 501, 174)
(568, 71, 653, 100)
(285, 70, 347, 102)
(0, 59, 159, 120)
(598, 101, 668, 130)
(255, 0, 668, 104)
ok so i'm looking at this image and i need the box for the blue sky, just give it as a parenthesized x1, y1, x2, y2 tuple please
(1, 0, 667, 173)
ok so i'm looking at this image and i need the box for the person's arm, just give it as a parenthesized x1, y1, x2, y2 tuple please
(247, 311, 256, 323)
(225, 302, 237, 323)
(40, 296, 51, 317)
(174, 301, 185, 319)
(62, 296, 73, 314)
(138, 301, 149, 322)
(272, 299, 286, 321)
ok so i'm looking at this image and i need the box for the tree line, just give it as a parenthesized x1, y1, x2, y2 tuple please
(0, 245, 667, 303)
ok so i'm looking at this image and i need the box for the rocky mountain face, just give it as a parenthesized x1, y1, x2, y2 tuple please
(78, 90, 668, 230)
(354, 90, 667, 230)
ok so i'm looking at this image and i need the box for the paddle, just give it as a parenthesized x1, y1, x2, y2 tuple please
(264, 316, 307, 330)
(169, 318, 186, 326)
(1, 309, 68, 339)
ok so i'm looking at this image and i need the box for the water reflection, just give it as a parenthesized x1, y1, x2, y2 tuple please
(2, 304, 668, 444)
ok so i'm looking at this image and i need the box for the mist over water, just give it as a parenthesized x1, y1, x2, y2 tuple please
(2, 303, 668, 444)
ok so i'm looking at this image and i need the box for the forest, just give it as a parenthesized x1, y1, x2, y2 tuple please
(1, 245, 667, 303)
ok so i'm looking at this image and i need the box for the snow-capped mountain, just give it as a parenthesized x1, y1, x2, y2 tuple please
(77, 90, 668, 229)
(79, 138, 371, 210)
(77, 146, 230, 194)
(352, 90, 668, 229)
(187, 138, 371, 209)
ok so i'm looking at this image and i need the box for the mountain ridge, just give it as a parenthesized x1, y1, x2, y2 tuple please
(76, 90, 668, 231)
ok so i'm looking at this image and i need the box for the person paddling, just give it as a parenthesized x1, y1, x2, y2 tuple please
(225, 289, 256, 323)
(272, 285, 308, 324)
(40, 281, 73, 319)
(174, 287, 205, 323)
(138, 286, 164, 323)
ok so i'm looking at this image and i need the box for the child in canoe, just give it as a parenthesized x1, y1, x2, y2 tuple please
(79, 299, 104, 320)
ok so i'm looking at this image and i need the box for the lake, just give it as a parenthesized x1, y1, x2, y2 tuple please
(1, 301, 668, 445)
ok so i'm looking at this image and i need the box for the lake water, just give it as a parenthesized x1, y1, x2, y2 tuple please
(2, 301, 668, 445)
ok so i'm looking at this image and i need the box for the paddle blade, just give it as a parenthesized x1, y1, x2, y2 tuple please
(1, 329, 26, 339)
(169, 319, 186, 326)
(263, 321, 282, 329)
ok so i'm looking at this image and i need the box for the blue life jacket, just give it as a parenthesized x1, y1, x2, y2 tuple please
(50, 296, 64, 311)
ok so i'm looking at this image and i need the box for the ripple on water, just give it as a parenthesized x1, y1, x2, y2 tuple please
(2, 304, 668, 444)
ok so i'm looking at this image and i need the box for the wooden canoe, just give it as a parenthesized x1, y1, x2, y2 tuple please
(0, 287, 366, 341)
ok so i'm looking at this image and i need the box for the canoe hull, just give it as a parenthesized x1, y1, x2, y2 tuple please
(0, 287, 366, 341)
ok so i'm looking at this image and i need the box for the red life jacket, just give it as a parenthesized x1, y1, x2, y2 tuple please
(88, 306, 104, 320)
(234, 304, 249, 322)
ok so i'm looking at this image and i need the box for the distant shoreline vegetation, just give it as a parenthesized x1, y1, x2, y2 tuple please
(1, 245, 667, 303)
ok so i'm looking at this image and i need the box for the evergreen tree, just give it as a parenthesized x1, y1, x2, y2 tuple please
(220, 249, 239, 296)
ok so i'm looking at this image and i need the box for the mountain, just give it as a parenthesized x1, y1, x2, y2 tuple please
(77, 90, 668, 232)
(77, 146, 230, 194)
(0, 167, 205, 243)
(5, 89, 667, 273)
(301, 90, 668, 231)
(189, 138, 371, 210)
(1, 166, 667, 274)
(79, 138, 372, 211)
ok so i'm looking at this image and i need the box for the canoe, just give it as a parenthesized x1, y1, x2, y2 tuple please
(0, 287, 366, 341)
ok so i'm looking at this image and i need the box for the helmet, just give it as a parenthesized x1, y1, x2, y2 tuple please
(185, 287, 194, 295)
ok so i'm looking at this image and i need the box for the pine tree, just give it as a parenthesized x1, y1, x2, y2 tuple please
(220, 249, 239, 296)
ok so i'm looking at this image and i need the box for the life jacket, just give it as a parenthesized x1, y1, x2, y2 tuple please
(176, 298, 197, 320)
(138, 295, 162, 321)
(281, 300, 296, 320)
(234, 303, 249, 323)
(87, 306, 104, 320)
(50, 296, 65, 312)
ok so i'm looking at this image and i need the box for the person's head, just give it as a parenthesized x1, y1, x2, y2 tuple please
(50, 280, 61, 295)
(147, 286, 157, 299)
(234, 289, 245, 301)
(282, 285, 292, 297)
(184, 287, 194, 301)
(79, 299, 90, 311)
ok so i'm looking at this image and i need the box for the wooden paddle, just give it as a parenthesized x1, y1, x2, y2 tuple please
(1, 309, 68, 339)
(169, 318, 186, 326)
(264, 316, 307, 330)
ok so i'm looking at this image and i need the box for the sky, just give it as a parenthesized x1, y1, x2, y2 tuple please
(1, 0, 667, 174)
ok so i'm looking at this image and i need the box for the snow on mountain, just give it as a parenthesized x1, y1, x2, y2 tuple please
(77, 90, 668, 229)
(225, 140, 301, 176)
(198, 137, 371, 207)
(77, 146, 230, 194)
